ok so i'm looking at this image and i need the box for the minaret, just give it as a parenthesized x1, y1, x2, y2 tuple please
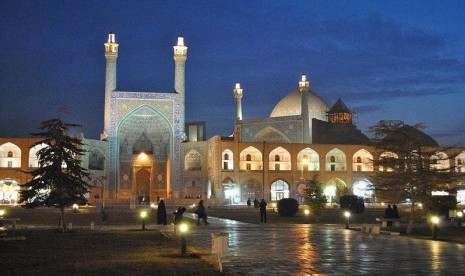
(299, 74, 311, 143)
(233, 83, 243, 122)
(103, 32, 119, 140)
(173, 36, 188, 141)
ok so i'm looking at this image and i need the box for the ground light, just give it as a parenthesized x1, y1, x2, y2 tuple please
(179, 223, 189, 256)
(344, 211, 351, 229)
(72, 204, 79, 212)
(431, 216, 440, 239)
(140, 210, 147, 230)
(457, 211, 463, 228)
(304, 209, 310, 224)
(0, 209, 5, 218)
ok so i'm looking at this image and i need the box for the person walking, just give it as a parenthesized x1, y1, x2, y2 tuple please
(384, 204, 395, 226)
(157, 200, 167, 225)
(259, 199, 267, 223)
(196, 200, 209, 225)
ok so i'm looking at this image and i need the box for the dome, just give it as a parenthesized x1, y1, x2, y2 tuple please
(270, 89, 329, 121)
(383, 125, 439, 147)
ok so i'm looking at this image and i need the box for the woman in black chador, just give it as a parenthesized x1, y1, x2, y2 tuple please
(157, 200, 167, 225)
(259, 199, 267, 223)
(196, 200, 209, 225)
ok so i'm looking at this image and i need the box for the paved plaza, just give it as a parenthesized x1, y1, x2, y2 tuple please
(161, 214, 465, 275)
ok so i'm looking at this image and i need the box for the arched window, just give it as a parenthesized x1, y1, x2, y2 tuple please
(246, 154, 251, 161)
(330, 156, 336, 162)
(222, 149, 234, 171)
(356, 156, 362, 163)
(275, 155, 280, 161)
(224, 153, 229, 160)
(7, 151, 13, 158)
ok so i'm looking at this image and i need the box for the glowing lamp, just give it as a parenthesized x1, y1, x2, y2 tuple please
(304, 209, 310, 216)
(72, 204, 79, 210)
(344, 211, 351, 218)
(179, 223, 188, 234)
(0, 209, 5, 217)
(431, 216, 440, 225)
(140, 210, 147, 219)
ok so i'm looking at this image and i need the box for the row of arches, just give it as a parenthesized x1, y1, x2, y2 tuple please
(220, 177, 375, 204)
(183, 146, 465, 173)
(0, 142, 105, 171)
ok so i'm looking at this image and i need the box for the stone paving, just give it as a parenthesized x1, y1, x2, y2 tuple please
(161, 214, 465, 275)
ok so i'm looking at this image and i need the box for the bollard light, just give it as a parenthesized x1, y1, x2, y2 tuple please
(418, 203, 423, 209)
(140, 210, 148, 230)
(457, 211, 463, 228)
(431, 215, 440, 239)
(0, 209, 5, 218)
(344, 211, 351, 229)
(304, 209, 310, 224)
(179, 223, 189, 256)
(72, 204, 79, 212)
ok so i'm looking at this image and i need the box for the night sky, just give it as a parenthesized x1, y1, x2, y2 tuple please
(1, 1, 464, 146)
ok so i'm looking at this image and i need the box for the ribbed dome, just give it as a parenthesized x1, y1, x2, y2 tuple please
(270, 89, 329, 120)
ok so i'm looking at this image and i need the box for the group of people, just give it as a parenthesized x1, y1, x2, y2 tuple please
(384, 204, 400, 226)
(155, 199, 209, 226)
(247, 198, 268, 223)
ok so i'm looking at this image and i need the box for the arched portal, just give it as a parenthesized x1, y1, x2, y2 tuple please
(352, 178, 375, 203)
(117, 105, 172, 200)
(0, 178, 20, 204)
(324, 178, 347, 204)
(270, 180, 289, 201)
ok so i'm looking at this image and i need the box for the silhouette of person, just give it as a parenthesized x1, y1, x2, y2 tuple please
(247, 198, 251, 207)
(253, 198, 259, 208)
(384, 204, 395, 226)
(157, 200, 167, 225)
(196, 200, 209, 225)
(259, 199, 267, 223)
(393, 204, 400, 219)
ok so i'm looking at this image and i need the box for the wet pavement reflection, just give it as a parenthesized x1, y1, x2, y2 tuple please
(162, 216, 465, 275)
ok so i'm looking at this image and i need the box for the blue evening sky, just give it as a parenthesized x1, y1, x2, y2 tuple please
(1, 1, 464, 146)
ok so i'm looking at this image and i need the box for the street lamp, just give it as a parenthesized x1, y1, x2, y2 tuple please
(344, 211, 351, 229)
(179, 223, 189, 256)
(140, 210, 148, 230)
(304, 209, 310, 224)
(457, 211, 463, 228)
(431, 215, 440, 239)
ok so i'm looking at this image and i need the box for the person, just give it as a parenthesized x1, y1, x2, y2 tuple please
(384, 204, 395, 226)
(173, 206, 186, 225)
(393, 205, 400, 219)
(101, 207, 108, 222)
(259, 199, 267, 223)
(196, 200, 209, 225)
(253, 198, 259, 208)
(247, 198, 251, 207)
(157, 200, 167, 225)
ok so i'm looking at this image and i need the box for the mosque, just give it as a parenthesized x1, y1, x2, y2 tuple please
(1, 33, 464, 206)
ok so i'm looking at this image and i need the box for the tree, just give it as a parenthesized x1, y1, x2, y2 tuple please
(303, 174, 327, 220)
(368, 120, 459, 222)
(20, 119, 91, 232)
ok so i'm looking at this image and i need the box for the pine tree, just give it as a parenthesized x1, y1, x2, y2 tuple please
(20, 119, 91, 232)
(369, 120, 459, 222)
(303, 174, 327, 221)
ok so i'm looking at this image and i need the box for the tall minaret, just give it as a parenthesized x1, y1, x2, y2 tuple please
(173, 36, 188, 141)
(233, 83, 243, 122)
(103, 33, 119, 140)
(299, 74, 311, 143)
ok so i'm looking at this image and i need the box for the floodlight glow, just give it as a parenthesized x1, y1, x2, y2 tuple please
(0, 209, 5, 217)
(179, 223, 188, 233)
(140, 210, 147, 219)
(72, 204, 79, 210)
(418, 203, 423, 208)
(150, 203, 157, 209)
(458, 211, 463, 218)
(431, 216, 440, 224)
(344, 211, 351, 218)
(304, 209, 310, 216)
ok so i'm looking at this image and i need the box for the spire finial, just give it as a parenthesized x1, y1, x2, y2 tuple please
(299, 74, 310, 91)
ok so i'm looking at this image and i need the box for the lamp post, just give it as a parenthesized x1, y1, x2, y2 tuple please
(457, 211, 463, 228)
(179, 223, 189, 256)
(304, 209, 310, 224)
(431, 216, 439, 239)
(140, 210, 147, 230)
(344, 211, 351, 229)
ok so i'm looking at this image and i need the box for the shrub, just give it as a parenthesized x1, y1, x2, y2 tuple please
(277, 198, 299, 217)
(339, 195, 365, 214)
(427, 195, 456, 218)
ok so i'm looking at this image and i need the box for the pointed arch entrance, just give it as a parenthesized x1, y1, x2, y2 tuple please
(117, 105, 172, 200)
(324, 178, 348, 204)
